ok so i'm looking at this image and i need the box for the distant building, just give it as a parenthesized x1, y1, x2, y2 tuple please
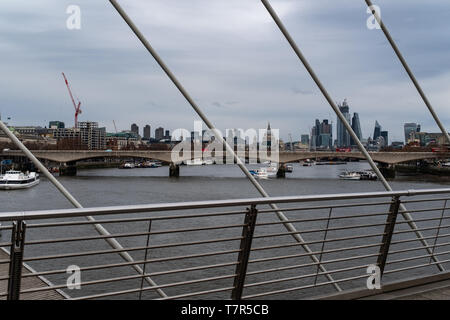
(49, 121, 65, 129)
(380, 130, 389, 147)
(312, 119, 332, 150)
(336, 99, 351, 147)
(391, 141, 404, 149)
(78, 121, 106, 150)
(373, 121, 381, 141)
(261, 123, 273, 150)
(131, 123, 139, 136)
(106, 131, 139, 149)
(300, 134, 310, 146)
(53, 128, 80, 140)
(143, 125, 151, 140)
(350, 113, 362, 146)
(155, 127, 164, 141)
(404, 123, 421, 143)
(410, 132, 449, 146)
(12, 126, 41, 137)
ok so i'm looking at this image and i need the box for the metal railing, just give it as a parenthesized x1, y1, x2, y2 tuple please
(1, 188, 450, 300)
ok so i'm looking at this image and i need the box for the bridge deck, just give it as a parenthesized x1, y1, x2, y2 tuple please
(316, 272, 450, 300)
(0, 249, 66, 300)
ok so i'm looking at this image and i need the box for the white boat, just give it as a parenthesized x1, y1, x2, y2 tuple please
(302, 159, 315, 166)
(186, 158, 204, 166)
(120, 162, 135, 169)
(0, 170, 40, 190)
(142, 161, 162, 168)
(339, 171, 361, 180)
(204, 158, 214, 165)
(286, 164, 294, 172)
(250, 167, 276, 179)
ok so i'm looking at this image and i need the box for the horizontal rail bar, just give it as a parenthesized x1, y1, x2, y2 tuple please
(393, 224, 450, 235)
(244, 264, 370, 288)
(391, 232, 450, 246)
(255, 212, 389, 227)
(25, 233, 243, 247)
(19, 271, 237, 296)
(252, 232, 386, 251)
(156, 286, 235, 300)
(387, 241, 450, 257)
(401, 197, 450, 204)
(66, 274, 237, 300)
(2, 188, 450, 220)
(249, 250, 380, 266)
(386, 249, 450, 265)
(252, 241, 383, 255)
(242, 274, 368, 299)
(253, 225, 386, 240)
(246, 262, 371, 280)
(257, 201, 393, 213)
(384, 258, 450, 275)
(25, 209, 247, 228)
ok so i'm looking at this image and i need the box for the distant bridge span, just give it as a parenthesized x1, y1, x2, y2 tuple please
(273, 151, 450, 165)
(1, 150, 449, 165)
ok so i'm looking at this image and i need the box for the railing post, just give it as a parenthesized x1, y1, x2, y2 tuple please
(231, 205, 258, 300)
(377, 196, 401, 277)
(7, 220, 26, 300)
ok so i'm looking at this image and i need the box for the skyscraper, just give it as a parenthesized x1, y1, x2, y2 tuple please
(350, 113, 362, 146)
(404, 123, 420, 143)
(380, 131, 389, 147)
(311, 119, 332, 149)
(155, 127, 164, 141)
(373, 121, 381, 140)
(337, 99, 351, 147)
(143, 124, 151, 140)
(131, 123, 139, 136)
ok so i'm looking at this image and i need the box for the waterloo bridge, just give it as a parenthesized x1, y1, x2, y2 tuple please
(1, 149, 449, 177)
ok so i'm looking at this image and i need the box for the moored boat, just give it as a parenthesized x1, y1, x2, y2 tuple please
(0, 170, 40, 190)
(119, 162, 135, 169)
(338, 171, 361, 180)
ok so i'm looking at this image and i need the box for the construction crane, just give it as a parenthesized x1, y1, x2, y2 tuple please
(62, 72, 82, 128)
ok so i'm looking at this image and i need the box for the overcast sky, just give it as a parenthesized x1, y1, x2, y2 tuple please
(1, 0, 449, 143)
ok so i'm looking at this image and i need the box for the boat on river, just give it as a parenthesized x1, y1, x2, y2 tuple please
(339, 171, 361, 180)
(0, 170, 40, 190)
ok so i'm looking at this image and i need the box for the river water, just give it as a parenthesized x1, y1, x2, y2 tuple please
(1, 162, 450, 299)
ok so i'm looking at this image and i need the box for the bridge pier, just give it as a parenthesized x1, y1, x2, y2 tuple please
(378, 164, 396, 179)
(169, 163, 180, 177)
(277, 164, 286, 178)
(59, 161, 77, 176)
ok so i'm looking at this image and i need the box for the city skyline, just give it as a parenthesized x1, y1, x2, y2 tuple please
(0, 111, 423, 145)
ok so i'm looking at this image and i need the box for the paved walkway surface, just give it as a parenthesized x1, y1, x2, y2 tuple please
(363, 278, 450, 300)
(0, 249, 65, 300)
(316, 272, 450, 300)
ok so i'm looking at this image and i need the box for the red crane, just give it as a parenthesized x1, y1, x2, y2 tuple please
(62, 72, 82, 128)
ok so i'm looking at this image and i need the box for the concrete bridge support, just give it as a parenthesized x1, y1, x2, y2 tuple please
(59, 161, 77, 176)
(169, 163, 180, 177)
(378, 164, 396, 179)
(277, 164, 286, 178)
